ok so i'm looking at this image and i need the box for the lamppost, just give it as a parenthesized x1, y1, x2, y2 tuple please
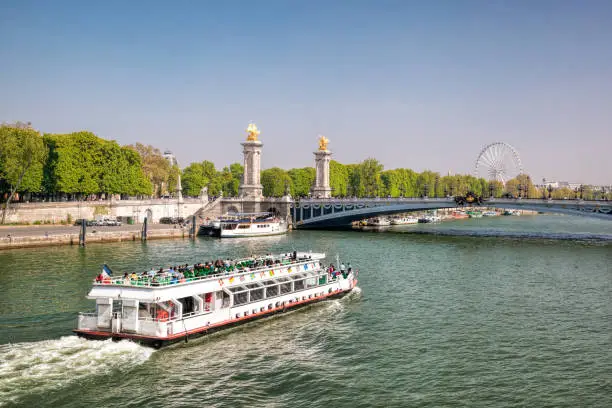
(518, 184, 523, 199)
(489, 183, 494, 198)
(579, 185, 584, 200)
(547, 185, 553, 200)
(423, 184, 429, 198)
(574, 187, 579, 200)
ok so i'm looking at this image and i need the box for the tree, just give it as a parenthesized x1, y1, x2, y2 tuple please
(0, 124, 47, 223)
(352, 158, 384, 197)
(126, 143, 171, 197)
(181, 161, 221, 197)
(329, 160, 348, 197)
(261, 167, 292, 197)
(288, 167, 315, 197)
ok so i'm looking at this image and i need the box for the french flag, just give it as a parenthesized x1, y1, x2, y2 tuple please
(102, 264, 113, 276)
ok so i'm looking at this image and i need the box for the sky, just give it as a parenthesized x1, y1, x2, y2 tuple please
(1, 0, 611, 185)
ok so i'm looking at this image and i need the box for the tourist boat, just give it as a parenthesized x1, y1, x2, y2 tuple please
(482, 211, 498, 217)
(390, 216, 419, 225)
(74, 252, 358, 348)
(220, 213, 287, 238)
(199, 213, 288, 238)
(467, 211, 483, 218)
(452, 211, 469, 219)
(365, 217, 391, 226)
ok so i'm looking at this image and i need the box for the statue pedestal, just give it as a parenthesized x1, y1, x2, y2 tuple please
(239, 140, 264, 199)
(312, 150, 332, 199)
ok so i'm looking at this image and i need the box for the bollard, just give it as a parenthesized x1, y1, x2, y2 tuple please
(79, 219, 86, 247)
(142, 217, 148, 241)
(190, 215, 196, 239)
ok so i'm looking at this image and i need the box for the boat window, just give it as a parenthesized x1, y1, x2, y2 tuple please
(280, 282, 292, 294)
(250, 288, 264, 302)
(305, 277, 318, 289)
(178, 297, 195, 315)
(294, 279, 305, 291)
(233, 292, 248, 306)
(265, 285, 279, 298)
(239, 224, 250, 229)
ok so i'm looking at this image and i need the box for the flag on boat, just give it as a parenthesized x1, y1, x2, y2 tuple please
(269, 270, 274, 277)
(250, 273, 255, 280)
(102, 264, 113, 276)
(303, 264, 308, 270)
(240, 275, 245, 282)
(229, 276, 235, 284)
(288, 267, 292, 273)
(218, 279, 224, 286)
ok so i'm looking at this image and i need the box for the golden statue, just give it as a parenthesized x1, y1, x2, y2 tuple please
(246, 123, 260, 141)
(318, 135, 329, 151)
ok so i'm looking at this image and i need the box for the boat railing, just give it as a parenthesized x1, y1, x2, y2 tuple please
(95, 258, 323, 288)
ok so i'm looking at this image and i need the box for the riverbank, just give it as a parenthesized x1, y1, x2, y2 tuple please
(0, 224, 193, 250)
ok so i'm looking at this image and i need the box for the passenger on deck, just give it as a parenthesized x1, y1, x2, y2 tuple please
(123, 273, 131, 284)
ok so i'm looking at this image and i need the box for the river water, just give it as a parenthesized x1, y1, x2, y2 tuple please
(1, 215, 611, 407)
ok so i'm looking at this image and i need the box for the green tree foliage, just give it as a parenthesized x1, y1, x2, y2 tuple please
(505, 174, 535, 198)
(329, 160, 348, 197)
(182, 161, 215, 197)
(261, 167, 291, 197)
(126, 143, 170, 197)
(351, 158, 384, 197)
(44, 132, 152, 197)
(0, 123, 47, 223)
(288, 167, 315, 197)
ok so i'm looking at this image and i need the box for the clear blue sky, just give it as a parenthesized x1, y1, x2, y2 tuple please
(1, 0, 611, 184)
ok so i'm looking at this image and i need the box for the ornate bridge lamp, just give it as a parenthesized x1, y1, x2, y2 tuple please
(518, 184, 523, 199)
(423, 184, 429, 198)
(547, 185, 553, 200)
(579, 185, 584, 200)
(489, 183, 494, 198)
(574, 187, 579, 200)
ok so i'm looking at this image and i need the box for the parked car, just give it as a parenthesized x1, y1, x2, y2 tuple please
(159, 217, 185, 225)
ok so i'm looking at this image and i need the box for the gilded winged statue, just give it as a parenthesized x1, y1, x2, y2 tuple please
(246, 123, 260, 141)
(318, 135, 329, 151)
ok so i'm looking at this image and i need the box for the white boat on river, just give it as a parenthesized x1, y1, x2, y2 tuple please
(390, 216, 419, 225)
(199, 213, 288, 238)
(74, 252, 358, 348)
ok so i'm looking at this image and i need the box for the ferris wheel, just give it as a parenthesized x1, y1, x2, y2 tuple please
(474, 142, 523, 184)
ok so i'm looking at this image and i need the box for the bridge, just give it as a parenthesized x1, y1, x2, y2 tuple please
(292, 198, 612, 228)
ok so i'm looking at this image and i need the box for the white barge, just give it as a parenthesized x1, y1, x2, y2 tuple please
(74, 252, 357, 348)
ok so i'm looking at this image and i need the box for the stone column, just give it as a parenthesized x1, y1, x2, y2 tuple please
(312, 148, 332, 199)
(238, 123, 264, 199)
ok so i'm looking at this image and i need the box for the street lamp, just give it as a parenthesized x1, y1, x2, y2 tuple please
(579, 185, 584, 200)
(518, 184, 523, 199)
(489, 183, 494, 198)
(547, 185, 553, 200)
(423, 184, 429, 198)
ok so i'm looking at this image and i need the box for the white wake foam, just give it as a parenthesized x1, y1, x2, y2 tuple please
(0, 336, 153, 406)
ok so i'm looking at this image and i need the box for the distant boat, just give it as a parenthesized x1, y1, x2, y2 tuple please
(418, 215, 441, 223)
(390, 216, 419, 225)
(482, 211, 498, 217)
(468, 211, 483, 218)
(503, 210, 521, 216)
(366, 217, 391, 226)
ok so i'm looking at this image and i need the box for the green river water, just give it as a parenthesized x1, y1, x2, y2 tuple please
(0, 215, 611, 407)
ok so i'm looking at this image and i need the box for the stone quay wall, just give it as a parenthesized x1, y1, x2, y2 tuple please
(0, 227, 192, 250)
(3, 199, 207, 224)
